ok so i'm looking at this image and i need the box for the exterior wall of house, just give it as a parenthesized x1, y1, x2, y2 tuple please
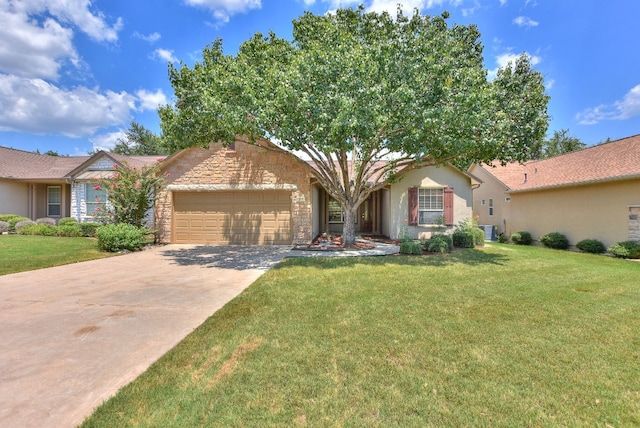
(507, 179, 640, 248)
(156, 141, 313, 244)
(389, 165, 474, 240)
(468, 164, 511, 236)
(0, 180, 28, 216)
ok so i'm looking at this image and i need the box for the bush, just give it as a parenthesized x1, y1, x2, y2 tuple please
(510, 231, 532, 245)
(97, 223, 149, 252)
(576, 239, 606, 254)
(497, 233, 508, 243)
(452, 229, 475, 248)
(14, 219, 36, 232)
(608, 241, 640, 259)
(19, 223, 57, 236)
(36, 217, 56, 225)
(540, 232, 570, 250)
(0, 221, 8, 233)
(0, 214, 21, 223)
(8, 216, 31, 232)
(79, 222, 100, 237)
(58, 217, 78, 226)
(57, 224, 83, 237)
(400, 240, 423, 255)
(427, 234, 453, 253)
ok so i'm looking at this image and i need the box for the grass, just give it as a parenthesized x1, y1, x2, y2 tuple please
(0, 235, 113, 275)
(81, 244, 640, 427)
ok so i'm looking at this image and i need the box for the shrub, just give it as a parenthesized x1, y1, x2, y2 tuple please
(57, 224, 83, 237)
(80, 222, 100, 237)
(608, 241, 640, 259)
(427, 234, 453, 253)
(540, 232, 570, 250)
(0, 214, 21, 223)
(576, 239, 606, 254)
(0, 221, 8, 233)
(452, 229, 475, 248)
(510, 231, 532, 245)
(36, 217, 56, 225)
(19, 223, 57, 236)
(14, 219, 36, 232)
(8, 216, 31, 232)
(497, 233, 508, 244)
(97, 223, 149, 252)
(400, 240, 423, 255)
(58, 217, 78, 226)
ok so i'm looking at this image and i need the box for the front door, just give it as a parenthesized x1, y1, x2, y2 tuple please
(361, 196, 372, 233)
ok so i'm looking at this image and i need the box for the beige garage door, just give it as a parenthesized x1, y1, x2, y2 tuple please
(173, 191, 292, 245)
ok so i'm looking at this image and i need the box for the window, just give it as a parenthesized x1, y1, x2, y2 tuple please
(86, 183, 107, 217)
(505, 197, 511, 203)
(47, 186, 61, 217)
(488, 198, 494, 216)
(418, 188, 444, 225)
(328, 198, 343, 223)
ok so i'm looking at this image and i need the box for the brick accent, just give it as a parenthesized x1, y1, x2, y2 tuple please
(156, 140, 313, 244)
(630, 205, 640, 242)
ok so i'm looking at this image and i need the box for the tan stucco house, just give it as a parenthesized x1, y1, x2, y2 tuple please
(469, 133, 640, 247)
(0, 146, 159, 223)
(2, 139, 479, 245)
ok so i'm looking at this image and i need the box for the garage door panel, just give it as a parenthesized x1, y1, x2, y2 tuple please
(173, 191, 292, 245)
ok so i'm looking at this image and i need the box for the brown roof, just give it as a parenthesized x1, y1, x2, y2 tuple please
(478, 133, 640, 192)
(0, 146, 163, 181)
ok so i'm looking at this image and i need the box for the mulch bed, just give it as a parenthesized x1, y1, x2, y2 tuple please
(293, 235, 379, 251)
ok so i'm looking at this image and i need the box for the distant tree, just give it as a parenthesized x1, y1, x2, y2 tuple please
(159, 7, 549, 245)
(530, 129, 586, 159)
(112, 121, 170, 155)
(34, 149, 68, 156)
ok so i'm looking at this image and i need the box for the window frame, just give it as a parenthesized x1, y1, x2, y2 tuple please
(417, 187, 444, 225)
(488, 198, 494, 216)
(47, 186, 61, 217)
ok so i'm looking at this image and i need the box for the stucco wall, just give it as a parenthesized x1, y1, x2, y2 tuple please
(0, 180, 28, 216)
(507, 179, 640, 247)
(156, 141, 313, 244)
(389, 165, 474, 240)
(469, 164, 510, 235)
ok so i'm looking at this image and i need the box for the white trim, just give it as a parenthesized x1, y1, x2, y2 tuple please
(167, 184, 298, 192)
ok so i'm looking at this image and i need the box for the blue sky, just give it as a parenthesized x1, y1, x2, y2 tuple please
(1, 0, 639, 155)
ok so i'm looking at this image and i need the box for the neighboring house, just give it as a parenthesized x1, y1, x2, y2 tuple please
(0, 146, 159, 223)
(155, 137, 479, 245)
(469, 133, 640, 247)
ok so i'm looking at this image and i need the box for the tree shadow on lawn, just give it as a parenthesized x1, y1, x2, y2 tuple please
(274, 247, 510, 270)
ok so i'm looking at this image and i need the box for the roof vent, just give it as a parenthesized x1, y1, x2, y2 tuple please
(524, 173, 528, 183)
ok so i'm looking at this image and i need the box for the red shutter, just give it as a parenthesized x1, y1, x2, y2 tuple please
(443, 187, 454, 226)
(408, 187, 418, 226)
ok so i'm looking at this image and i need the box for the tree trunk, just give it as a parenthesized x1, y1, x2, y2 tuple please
(342, 204, 356, 246)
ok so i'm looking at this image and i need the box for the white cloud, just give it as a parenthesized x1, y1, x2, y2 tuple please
(0, 0, 121, 81)
(153, 48, 179, 63)
(577, 84, 640, 125)
(0, 74, 137, 137)
(136, 89, 168, 110)
(184, 0, 262, 23)
(545, 79, 555, 90)
(89, 130, 126, 152)
(499, 0, 507, 5)
(513, 16, 539, 27)
(134, 31, 161, 43)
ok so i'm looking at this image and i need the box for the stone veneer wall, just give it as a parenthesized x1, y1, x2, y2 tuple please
(630, 205, 640, 242)
(156, 140, 313, 244)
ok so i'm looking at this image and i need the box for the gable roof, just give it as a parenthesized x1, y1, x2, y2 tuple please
(0, 146, 164, 181)
(476, 133, 640, 193)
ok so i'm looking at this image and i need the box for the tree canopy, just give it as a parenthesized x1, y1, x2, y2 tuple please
(159, 6, 549, 244)
(529, 129, 586, 159)
(112, 121, 170, 156)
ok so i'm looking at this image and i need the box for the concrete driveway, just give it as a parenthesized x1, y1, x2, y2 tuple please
(0, 244, 291, 428)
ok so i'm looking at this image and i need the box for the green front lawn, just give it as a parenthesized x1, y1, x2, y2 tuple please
(82, 244, 640, 427)
(0, 235, 113, 275)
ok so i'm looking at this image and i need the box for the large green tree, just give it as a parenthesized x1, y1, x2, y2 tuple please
(112, 121, 170, 155)
(530, 129, 586, 159)
(159, 7, 549, 244)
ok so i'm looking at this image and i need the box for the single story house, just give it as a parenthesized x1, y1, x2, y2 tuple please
(155, 137, 480, 245)
(469, 133, 640, 247)
(0, 146, 159, 223)
(1, 140, 479, 245)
